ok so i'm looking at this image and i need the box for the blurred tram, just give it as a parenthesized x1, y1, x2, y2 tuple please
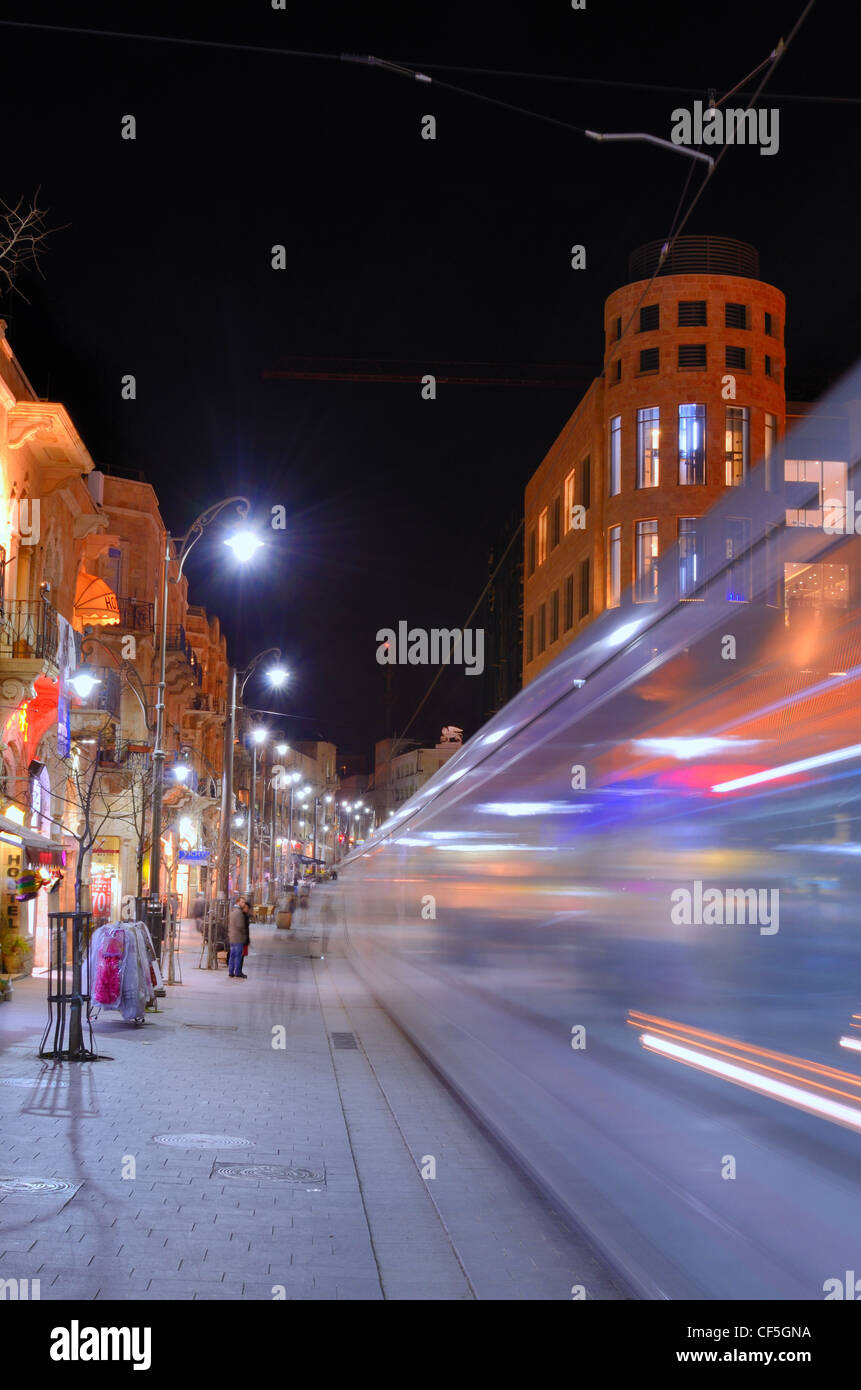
(337, 379, 861, 1299)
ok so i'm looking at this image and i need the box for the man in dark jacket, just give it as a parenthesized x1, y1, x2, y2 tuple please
(227, 897, 250, 978)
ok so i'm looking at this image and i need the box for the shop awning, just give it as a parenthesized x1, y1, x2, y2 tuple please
(74, 570, 120, 626)
(0, 813, 67, 865)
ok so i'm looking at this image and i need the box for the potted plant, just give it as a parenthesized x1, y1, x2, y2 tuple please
(1, 931, 32, 976)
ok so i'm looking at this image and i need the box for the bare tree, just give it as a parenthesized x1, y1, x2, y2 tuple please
(0, 191, 54, 301)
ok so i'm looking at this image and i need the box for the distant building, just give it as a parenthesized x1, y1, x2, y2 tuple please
(523, 236, 786, 683)
(370, 727, 463, 823)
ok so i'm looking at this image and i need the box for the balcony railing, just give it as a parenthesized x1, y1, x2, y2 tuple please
(0, 599, 59, 664)
(97, 742, 152, 769)
(115, 597, 154, 632)
(71, 668, 122, 719)
(165, 626, 204, 687)
(184, 691, 226, 715)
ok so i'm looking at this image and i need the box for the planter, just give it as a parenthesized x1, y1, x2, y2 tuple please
(2, 952, 24, 975)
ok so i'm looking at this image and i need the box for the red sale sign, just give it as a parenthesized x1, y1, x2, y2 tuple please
(91, 873, 113, 917)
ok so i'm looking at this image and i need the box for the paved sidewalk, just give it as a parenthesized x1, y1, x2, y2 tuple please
(0, 889, 625, 1300)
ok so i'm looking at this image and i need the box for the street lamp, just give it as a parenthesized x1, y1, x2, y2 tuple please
(68, 670, 102, 700)
(149, 496, 256, 917)
(216, 647, 285, 906)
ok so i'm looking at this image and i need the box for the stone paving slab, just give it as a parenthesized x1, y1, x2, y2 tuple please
(0, 889, 624, 1299)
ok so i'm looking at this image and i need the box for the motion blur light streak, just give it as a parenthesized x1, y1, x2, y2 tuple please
(636, 737, 761, 759)
(639, 1033, 861, 1133)
(839, 1037, 861, 1052)
(712, 741, 861, 793)
(338, 367, 861, 1298)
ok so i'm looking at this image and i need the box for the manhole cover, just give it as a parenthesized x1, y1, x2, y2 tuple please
(152, 1133, 253, 1148)
(331, 1032, 358, 1049)
(0, 1076, 70, 1087)
(0, 1176, 79, 1194)
(213, 1164, 325, 1183)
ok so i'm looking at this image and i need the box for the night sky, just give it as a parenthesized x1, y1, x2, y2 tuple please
(0, 0, 855, 764)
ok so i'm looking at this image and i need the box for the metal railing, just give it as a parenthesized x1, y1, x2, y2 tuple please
(628, 236, 760, 282)
(165, 626, 204, 686)
(0, 598, 59, 663)
(70, 667, 122, 719)
(115, 597, 154, 631)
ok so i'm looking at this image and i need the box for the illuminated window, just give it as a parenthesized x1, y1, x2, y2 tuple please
(785, 459, 846, 529)
(725, 518, 751, 601)
(679, 404, 705, 484)
(607, 525, 621, 608)
(538, 508, 548, 566)
(609, 416, 621, 496)
(678, 518, 704, 600)
(784, 562, 848, 610)
(635, 520, 659, 603)
(725, 406, 749, 486)
(563, 469, 576, 532)
(637, 407, 660, 487)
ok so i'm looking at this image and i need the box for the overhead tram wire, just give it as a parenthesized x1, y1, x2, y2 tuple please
(0, 19, 850, 105)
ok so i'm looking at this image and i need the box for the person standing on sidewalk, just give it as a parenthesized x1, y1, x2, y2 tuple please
(227, 897, 250, 979)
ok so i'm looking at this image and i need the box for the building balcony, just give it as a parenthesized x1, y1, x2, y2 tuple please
(165, 626, 204, 687)
(115, 597, 154, 632)
(69, 668, 122, 737)
(0, 600, 60, 687)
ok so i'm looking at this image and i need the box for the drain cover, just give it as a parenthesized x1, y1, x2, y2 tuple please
(213, 1164, 325, 1183)
(331, 1032, 358, 1050)
(0, 1076, 69, 1087)
(153, 1133, 253, 1148)
(0, 1176, 79, 1194)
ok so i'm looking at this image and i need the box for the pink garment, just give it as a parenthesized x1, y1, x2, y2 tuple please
(92, 926, 125, 1007)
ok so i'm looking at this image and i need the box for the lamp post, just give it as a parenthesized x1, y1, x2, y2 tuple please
(245, 726, 266, 898)
(216, 650, 285, 903)
(149, 497, 260, 919)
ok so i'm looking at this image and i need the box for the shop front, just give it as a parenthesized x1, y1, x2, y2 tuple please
(0, 810, 68, 973)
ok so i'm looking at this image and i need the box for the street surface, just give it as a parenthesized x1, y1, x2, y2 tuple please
(0, 885, 624, 1300)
